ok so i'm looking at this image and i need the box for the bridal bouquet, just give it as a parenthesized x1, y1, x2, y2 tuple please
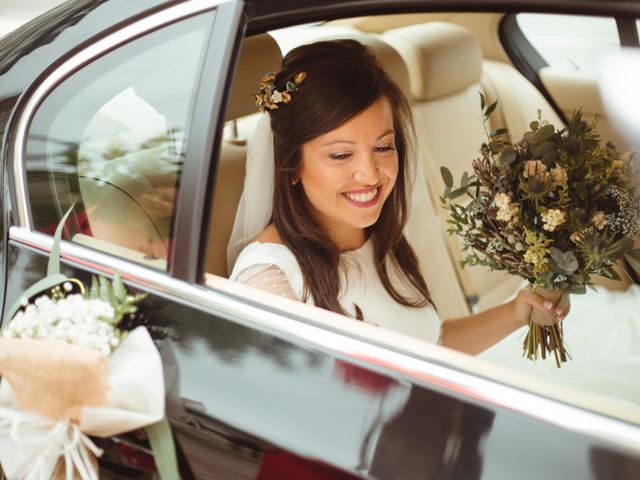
(0, 209, 178, 479)
(440, 96, 640, 367)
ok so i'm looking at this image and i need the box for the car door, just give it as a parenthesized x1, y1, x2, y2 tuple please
(2, 0, 640, 479)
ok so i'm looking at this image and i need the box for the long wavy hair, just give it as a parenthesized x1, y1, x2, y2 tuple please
(268, 39, 432, 316)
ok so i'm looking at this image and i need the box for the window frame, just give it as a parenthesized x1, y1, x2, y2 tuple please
(500, 11, 640, 117)
(10, 0, 229, 277)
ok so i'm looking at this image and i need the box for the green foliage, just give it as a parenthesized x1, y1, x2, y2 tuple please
(86, 272, 147, 326)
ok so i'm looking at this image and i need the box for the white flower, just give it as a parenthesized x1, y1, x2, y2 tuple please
(494, 193, 511, 208)
(2, 294, 120, 355)
(541, 209, 566, 232)
(271, 90, 283, 103)
(495, 194, 520, 223)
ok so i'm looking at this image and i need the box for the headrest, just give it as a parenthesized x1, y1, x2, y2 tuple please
(277, 26, 412, 100)
(356, 34, 412, 98)
(226, 33, 282, 120)
(383, 22, 482, 101)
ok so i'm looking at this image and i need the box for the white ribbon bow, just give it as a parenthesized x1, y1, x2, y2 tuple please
(0, 405, 103, 480)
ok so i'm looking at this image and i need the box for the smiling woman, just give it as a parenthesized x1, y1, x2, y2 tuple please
(226, 39, 567, 354)
(229, 39, 437, 337)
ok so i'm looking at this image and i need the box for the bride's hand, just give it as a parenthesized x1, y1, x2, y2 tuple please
(512, 288, 570, 327)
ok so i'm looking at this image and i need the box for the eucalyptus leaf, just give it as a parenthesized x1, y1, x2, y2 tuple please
(479, 92, 486, 110)
(484, 100, 498, 119)
(541, 149, 558, 164)
(449, 186, 468, 200)
(489, 128, 508, 138)
(441, 166, 453, 188)
(532, 141, 555, 159)
(550, 247, 579, 274)
(533, 124, 555, 142)
(489, 141, 503, 153)
(569, 284, 587, 294)
(461, 171, 469, 188)
(500, 146, 517, 165)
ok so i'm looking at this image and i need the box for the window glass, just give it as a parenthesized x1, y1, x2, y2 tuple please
(517, 13, 619, 74)
(25, 12, 213, 270)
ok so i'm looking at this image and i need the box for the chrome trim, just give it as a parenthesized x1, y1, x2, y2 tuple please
(12, 0, 229, 229)
(9, 226, 640, 453)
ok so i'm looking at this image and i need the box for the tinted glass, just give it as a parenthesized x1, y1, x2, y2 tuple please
(25, 12, 213, 270)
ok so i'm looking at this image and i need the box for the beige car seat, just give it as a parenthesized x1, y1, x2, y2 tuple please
(383, 22, 531, 311)
(205, 33, 283, 276)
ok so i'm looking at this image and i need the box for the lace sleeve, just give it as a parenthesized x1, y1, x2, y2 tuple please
(235, 264, 298, 300)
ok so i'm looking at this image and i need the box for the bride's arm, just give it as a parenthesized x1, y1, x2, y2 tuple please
(439, 288, 569, 355)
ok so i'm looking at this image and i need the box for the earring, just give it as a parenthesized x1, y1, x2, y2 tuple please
(291, 177, 300, 186)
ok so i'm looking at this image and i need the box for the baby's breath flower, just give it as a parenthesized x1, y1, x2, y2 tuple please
(2, 293, 120, 355)
(494, 194, 520, 223)
(494, 192, 511, 208)
(541, 209, 566, 232)
(486, 238, 504, 255)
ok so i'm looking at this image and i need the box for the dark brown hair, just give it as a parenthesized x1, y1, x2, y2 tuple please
(268, 39, 432, 315)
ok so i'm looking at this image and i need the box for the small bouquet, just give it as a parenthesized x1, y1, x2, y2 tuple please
(0, 209, 178, 479)
(440, 95, 640, 367)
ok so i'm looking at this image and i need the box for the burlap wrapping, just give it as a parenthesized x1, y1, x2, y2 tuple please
(530, 286, 565, 326)
(0, 338, 107, 421)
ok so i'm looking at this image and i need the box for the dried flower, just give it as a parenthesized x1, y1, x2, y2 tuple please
(523, 160, 548, 179)
(440, 99, 640, 366)
(550, 166, 568, 186)
(592, 211, 607, 230)
(570, 231, 584, 244)
(541, 209, 566, 232)
(254, 70, 307, 112)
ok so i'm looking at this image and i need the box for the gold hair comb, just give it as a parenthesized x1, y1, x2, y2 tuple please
(255, 71, 306, 112)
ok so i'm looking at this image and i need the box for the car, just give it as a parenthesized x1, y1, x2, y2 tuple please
(0, 0, 639, 478)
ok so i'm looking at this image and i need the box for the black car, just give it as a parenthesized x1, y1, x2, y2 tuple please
(1, 0, 639, 478)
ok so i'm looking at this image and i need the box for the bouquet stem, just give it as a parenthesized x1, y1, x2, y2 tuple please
(523, 286, 570, 368)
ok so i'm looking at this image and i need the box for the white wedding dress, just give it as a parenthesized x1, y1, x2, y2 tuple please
(230, 238, 442, 343)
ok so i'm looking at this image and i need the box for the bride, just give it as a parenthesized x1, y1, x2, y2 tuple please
(227, 39, 568, 354)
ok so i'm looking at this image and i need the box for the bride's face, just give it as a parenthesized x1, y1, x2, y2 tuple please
(299, 96, 398, 249)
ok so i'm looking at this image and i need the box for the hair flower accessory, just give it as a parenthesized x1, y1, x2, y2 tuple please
(255, 71, 306, 112)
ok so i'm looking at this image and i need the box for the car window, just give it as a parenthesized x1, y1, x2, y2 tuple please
(517, 13, 620, 74)
(24, 11, 213, 270)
